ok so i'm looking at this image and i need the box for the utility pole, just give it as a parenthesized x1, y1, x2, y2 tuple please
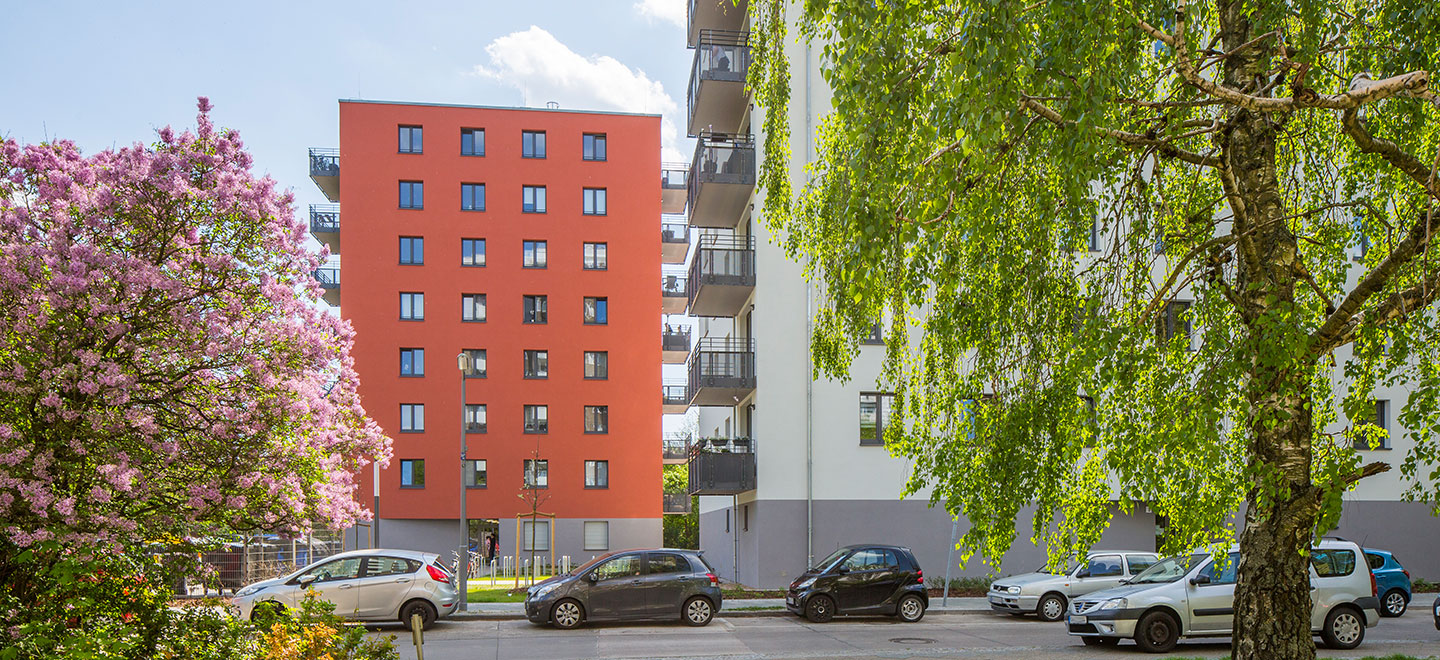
(456, 353, 471, 612)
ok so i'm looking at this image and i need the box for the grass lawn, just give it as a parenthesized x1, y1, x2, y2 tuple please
(466, 575, 554, 603)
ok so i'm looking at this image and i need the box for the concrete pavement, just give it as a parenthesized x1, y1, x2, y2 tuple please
(447, 597, 992, 620)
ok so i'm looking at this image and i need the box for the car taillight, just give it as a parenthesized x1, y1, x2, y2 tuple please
(1403, 568, 1410, 579)
(427, 565, 450, 583)
(915, 568, 925, 585)
(1369, 569, 1378, 597)
(705, 572, 718, 587)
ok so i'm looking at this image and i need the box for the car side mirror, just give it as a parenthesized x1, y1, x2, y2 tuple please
(836, 567, 850, 575)
(298, 574, 317, 586)
(587, 573, 600, 583)
(1074, 570, 1090, 579)
(1189, 575, 1210, 586)
(1119, 579, 1131, 585)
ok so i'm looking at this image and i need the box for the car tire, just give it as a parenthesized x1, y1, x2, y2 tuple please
(400, 600, 437, 631)
(1134, 610, 1180, 653)
(804, 594, 836, 623)
(1037, 593, 1067, 622)
(550, 599, 585, 630)
(250, 601, 285, 624)
(683, 596, 715, 626)
(1381, 588, 1408, 617)
(1320, 606, 1365, 650)
(896, 594, 925, 622)
(1081, 636, 1119, 646)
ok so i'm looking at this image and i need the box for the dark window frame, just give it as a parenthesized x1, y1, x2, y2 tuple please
(461, 238, 486, 267)
(399, 347, 425, 378)
(584, 351, 608, 380)
(461, 348, 487, 379)
(398, 236, 424, 265)
(523, 295, 548, 324)
(398, 180, 424, 209)
(464, 458, 487, 488)
(461, 183, 486, 212)
(523, 405, 549, 434)
(460, 128, 485, 157)
(584, 405, 608, 434)
(522, 185, 547, 214)
(399, 292, 424, 321)
(859, 391, 895, 446)
(523, 240, 548, 269)
(584, 459, 609, 489)
(399, 403, 425, 433)
(523, 458, 549, 488)
(583, 296, 608, 325)
(521, 130, 547, 159)
(461, 293, 487, 323)
(398, 125, 423, 154)
(464, 404, 487, 434)
(583, 242, 607, 270)
(582, 133, 607, 162)
(399, 459, 425, 488)
(582, 188, 607, 216)
(523, 350, 549, 379)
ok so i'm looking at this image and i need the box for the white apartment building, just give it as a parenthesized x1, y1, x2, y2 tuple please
(669, 0, 1439, 589)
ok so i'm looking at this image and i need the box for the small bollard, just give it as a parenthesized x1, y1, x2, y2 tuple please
(410, 612, 425, 660)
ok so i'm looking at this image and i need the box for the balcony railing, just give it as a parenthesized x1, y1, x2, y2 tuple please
(309, 204, 340, 254)
(687, 0, 747, 47)
(662, 274, 689, 315)
(663, 435, 691, 463)
(308, 148, 340, 202)
(663, 492, 693, 514)
(688, 132, 755, 228)
(688, 30, 751, 136)
(688, 337, 756, 406)
(313, 267, 340, 307)
(688, 438, 756, 495)
(662, 163, 689, 214)
(663, 326, 692, 352)
(662, 216, 690, 264)
(663, 382, 691, 413)
(687, 234, 755, 317)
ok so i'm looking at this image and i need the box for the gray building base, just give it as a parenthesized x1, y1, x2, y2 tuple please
(345, 517, 661, 570)
(1332, 500, 1440, 579)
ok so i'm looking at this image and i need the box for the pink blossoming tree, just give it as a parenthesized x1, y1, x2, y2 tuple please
(0, 98, 389, 561)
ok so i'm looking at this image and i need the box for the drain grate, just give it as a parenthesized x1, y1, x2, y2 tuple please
(888, 637, 936, 645)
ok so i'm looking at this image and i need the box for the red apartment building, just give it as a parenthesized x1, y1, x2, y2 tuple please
(307, 100, 665, 562)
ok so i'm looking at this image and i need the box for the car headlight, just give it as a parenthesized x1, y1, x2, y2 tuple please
(530, 582, 562, 600)
(1007, 586, 1022, 594)
(236, 585, 266, 598)
(795, 578, 816, 590)
(1097, 597, 1127, 611)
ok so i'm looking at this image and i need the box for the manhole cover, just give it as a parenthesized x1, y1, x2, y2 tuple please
(889, 638, 936, 645)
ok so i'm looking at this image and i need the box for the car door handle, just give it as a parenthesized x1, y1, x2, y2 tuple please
(338, 584, 354, 590)
(394, 578, 411, 583)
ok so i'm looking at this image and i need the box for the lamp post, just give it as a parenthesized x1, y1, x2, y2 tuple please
(456, 352, 470, 612)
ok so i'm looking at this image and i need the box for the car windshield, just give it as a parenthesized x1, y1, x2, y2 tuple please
(1129, 554, 1206, 584)
(1036, 559, 1083, 575)
(812, 548, 850, 573)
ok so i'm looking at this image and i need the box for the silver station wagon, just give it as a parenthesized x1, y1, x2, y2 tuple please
(990, 551, 1160, 621)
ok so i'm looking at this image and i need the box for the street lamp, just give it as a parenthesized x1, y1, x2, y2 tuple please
(456, 352, 471, 612)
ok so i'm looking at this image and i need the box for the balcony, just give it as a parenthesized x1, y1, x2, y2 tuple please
(313, 267, 340, 307)
(688, 338, 756, 406)
(308, 148, 339, 202)
(309, 204, 340, 254)
(663, 381, 690, 414)
(662, 163, 689, 214)
(687, 234, 755, 317)
(663, 434, 691, 464)
(688, 30, 751, 136)
(663, 492, 693, 514)
(662, 274, 689, 315)
(687, 0, 747, 47)
(662, 216, 689, 264)
(688, 439, 755, 495)
(688, 132, 755, 229)
(662, 326, 692, 364)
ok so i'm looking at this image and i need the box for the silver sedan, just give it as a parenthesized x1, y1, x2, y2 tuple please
(231, 548, 460, 629)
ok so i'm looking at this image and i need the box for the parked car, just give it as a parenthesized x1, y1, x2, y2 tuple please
(1066, 538, 1380, 652)
(1364, 548, 1412, 617)
(785, 544, 928, 623)
(989, 550, 1160, 622)
(231, 549, 459, 630)
(523, 548, 721, 629)
(1432, 594, 1439, 630)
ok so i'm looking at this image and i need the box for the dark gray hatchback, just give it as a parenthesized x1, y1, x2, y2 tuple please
(786, 544, 929, 622)
(524, 549, 723, 629)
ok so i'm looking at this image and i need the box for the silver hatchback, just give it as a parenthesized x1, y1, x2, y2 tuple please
(231, 549, 460, 629)
(990, 551, 1160, 621)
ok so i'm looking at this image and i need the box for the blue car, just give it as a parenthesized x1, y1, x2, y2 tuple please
(1364, 548, 1412, 617)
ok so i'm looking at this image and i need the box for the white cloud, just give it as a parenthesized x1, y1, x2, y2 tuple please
(473, 26, 686, 163)
(634, 0, 686, 28)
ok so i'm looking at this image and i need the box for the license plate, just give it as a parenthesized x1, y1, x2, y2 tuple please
(989, 595, 1003, 604)
(786, 596, 795, 606)
(1069, 615, 1087, 625)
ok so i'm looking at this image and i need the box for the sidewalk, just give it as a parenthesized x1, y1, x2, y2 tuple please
(448, 597, 992, 620)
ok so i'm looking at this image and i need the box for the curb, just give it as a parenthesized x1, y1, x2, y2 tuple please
(446, 607, 993, 622)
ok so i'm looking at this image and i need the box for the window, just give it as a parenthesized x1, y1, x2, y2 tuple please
(523, 295, 547, 324)
(521, 520, 550, 551)
(1365, 553, 1385, 571)
(523, 350, 549, 379)
(583, 133, 607, 161)
(585, 460, 608, 488)
(647, 552, 689, 574)
(461, 294, 486, 322)
(1353, 214, 1370, 261)
(1196, 552, 1241, 585)
(299, 557, 363, 583)
(523, 405, 548, 434)
(1353, 400, 1391, 450)
(522, 186, 547, 213)
(461, 128, 485, 156)
(1089, 218, 1101, 252)
(583, 242, 607, 270)
(523, 458, 548, 487)
(399, 181, 424, 209)
(461, 238, 486, 267)
(464, 404, 486, 433)
(584, 521, 609, 551)
(593, 555, 641, 581)
(464, 459, 487, 488)
(1161, 300, 1192, 349)
(461, 183, 485, 211)
(859, 392, 895, 446)
(398, 125, 422, 153)
(399, 348, 424, 377)
(584, 351, 608, 379)
(842, 549, 890, 572)
(462, 349, 486, 378)
(364, 556, 420, 577)
(1311, 549, 1357, 577)
(583, 188, 607, 215)
(861, 323, 884, 345)
(522, 130, 546, 158)
(522, 240, 547, 268)
(584, 406, 608, 434)
(400, 459, 424, 487)
(1084, 554, 1124, 578)
(1127, 555, 1158, 574)
(583, 297, 608, 325)
(399, 292, 424, 320)
(398, 236, 423, 265)
(400, 404, 424, 432)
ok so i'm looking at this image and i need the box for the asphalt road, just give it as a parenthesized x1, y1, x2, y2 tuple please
(370, 611, 1440, 660)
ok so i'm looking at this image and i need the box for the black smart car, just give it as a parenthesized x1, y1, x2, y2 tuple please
(523, 549, 723, 629)
(786, 544, 929, 622)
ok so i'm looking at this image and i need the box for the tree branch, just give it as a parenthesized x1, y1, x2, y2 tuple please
(1312, 206, 1438, 355)
(1019, 96, 1221, 167)
(1327, 271, 1440, 347)
(1340, 108, 1440, 199)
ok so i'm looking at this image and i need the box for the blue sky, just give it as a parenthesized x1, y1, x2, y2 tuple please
(1, 0, 692, 221)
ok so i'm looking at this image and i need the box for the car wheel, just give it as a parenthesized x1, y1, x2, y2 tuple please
(683, 596, 714, 626)
(550, 599, 585, 630)
(1321, 606, 1365, 650)
(896, 594, 925, 622)
(400, 600, 437, 631)
(250, 601, 285, 624)
(804, 594, 836, 623)
(1382, 589, 1408, 617)
(1082, 636, 1119, 646)
(1037, 593, 1067, 622)
(1134, 611, 1180, 653)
